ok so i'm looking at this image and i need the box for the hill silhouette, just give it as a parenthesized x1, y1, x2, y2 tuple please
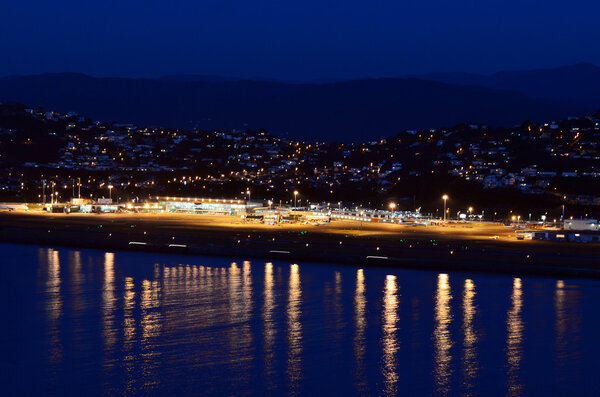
(0, 69, 589, 141)
(418, 62, 600, 109)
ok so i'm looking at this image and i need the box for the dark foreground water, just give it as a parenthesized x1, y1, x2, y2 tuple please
(1, 243, 599, 396)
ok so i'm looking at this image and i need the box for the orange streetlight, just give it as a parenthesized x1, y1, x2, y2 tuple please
(442, 194, 449, 222)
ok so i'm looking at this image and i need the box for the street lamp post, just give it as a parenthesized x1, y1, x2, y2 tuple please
(108, 184, 113, 200)
(294, 190, 299, 208)
(389, 202, 396, 223)
(442, 194, 448, 222)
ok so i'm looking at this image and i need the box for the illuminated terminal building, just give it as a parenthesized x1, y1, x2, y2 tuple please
(154, 196, 263, 215)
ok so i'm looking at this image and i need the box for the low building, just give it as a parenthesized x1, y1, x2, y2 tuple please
(252, 208, 291, 224)
(155, 196, 262, 215)
(531, 230, 600, 243)
(564, 219, 599, 231)
(70, 198, 93, 206)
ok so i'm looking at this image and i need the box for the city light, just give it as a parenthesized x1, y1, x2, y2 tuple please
(442, 195, 448, 222)
(1, 8, 598, 396)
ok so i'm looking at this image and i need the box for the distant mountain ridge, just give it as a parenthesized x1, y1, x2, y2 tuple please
(417, 62, 600, 108)
(158, 74, 243, 83)
(0, 64, 597, 141)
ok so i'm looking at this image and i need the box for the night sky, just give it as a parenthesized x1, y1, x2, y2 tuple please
(2, 0, 599, 80)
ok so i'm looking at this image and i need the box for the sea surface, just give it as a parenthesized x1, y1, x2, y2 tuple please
(1, 242, 599, 396)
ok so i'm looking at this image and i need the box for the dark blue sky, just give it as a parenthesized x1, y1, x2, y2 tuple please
(2, 0, 599, 80)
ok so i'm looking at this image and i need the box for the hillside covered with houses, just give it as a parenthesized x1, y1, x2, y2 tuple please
(2, 102, 600, 217)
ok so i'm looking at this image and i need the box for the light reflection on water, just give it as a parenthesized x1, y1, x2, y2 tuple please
(5, 245, 599, 395)
(506, 277, 524, 396)
(433, 273, 453, 395)
(353, 269, 367, 393)
(140, 276, 161, 389)
(263, 262, 276, 391)
(381, 274, 399, 395)
(102, 252, 117, 383)
(287, 263, 302, 395)
(123, 276, 137, 393)
(553, 279, 582, 384)
(42, 249, 63, 377)
(462, 278, 478, 395)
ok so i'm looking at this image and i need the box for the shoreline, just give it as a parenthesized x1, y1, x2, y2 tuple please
(2, 212, 600, 278)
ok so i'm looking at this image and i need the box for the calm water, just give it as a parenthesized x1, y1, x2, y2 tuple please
(1, 243, 599, 396)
